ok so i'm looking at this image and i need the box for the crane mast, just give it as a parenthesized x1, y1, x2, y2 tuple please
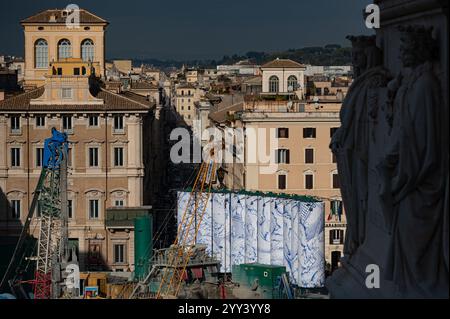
(0, 128, 69, 299)
(34, 128, 69, 299)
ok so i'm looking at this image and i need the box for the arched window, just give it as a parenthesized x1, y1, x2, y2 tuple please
(35, 39, 48, 69)
(269, 76, 279, 93)
(287, 75, 298, 91)
(81, 39, 95, 62)
(58, 39, 72, 59)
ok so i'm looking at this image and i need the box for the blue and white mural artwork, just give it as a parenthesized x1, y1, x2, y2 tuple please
(177, 191, 325, 288)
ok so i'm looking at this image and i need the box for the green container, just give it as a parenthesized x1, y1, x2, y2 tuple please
(134, 215, 153, 281)
(232, 264, 286, 299)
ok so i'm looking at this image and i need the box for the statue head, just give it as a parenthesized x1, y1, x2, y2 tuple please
(399, 25, 437, 68)
(347, 35, 382, 77)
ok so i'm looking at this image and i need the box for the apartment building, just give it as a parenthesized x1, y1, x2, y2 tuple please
(174, 84, 203, 126)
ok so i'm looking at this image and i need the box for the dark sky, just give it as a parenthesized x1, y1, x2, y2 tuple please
(0, 0, 373, 60)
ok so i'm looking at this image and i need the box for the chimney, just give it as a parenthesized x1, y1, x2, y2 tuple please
(0, 90, 5, 101)
(49, 14, 57, 23)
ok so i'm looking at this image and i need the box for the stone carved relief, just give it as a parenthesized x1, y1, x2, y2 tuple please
(376, 25, 448, 298)
(327, 0, 449, 299)
(330, 35, 390, 256)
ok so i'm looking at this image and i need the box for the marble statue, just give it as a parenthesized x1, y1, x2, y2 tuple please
(377, 26, 448, 298)
(330, 35, 390, 256)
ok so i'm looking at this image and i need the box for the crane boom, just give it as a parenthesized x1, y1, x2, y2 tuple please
(156, 158, 217, 299)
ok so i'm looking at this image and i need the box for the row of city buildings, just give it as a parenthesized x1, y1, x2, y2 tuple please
(0, 9, 170, 273)
(0, 7, 352, 275)
(166, 56, 352, 272)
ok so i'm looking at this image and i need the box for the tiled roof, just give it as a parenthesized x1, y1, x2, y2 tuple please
(262, 59, 305, 69)
(120, 91, 154, 105)
(131, 82, 158, 90)
(209, 102, 244, 124)
(0, 87, 43, 109)
(0, 86, 154, 112)
(177, 83, 196, 89)
(204, 92, 222, 103)
(243, 76, 262, 85)
(21, 9, 108, 24)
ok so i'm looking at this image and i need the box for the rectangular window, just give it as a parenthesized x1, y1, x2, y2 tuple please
(330, 229, 344, 245)
(89, 199, 99, 219)
(332, 152, 337, 164)
(74, 68, 80, 76)
(114, 115, 124, 132)
(62, 88, 72, 99)
(305, 149, 314, 164)
(114, 147, 124, 167)
(89, 115, 99, 127)
(35, 43, 48, 69)
(303, 127, 316, 138)
(330, 127, 339, 138)
(305, 174, 314, 190)
(36, 116, 46, 128)
(89, 148, 99, 167)
(11, 148, 20, 167)
(68, 200, 73, 219)
(67, 148, 73, 167)
(333, 173, 340, 189)
(36, 148, 44, 167)
(57, 68, 63, 75)
(115, 200, 124, 207)
(11, 200, 21, 219)
(278, 175, 287, 190)
(275, 149, 290, 164)
(11, 116, 20, 134)
(114, 244, 125, 264)
(62, 116, 73, 132)
(277, 128, 289, 139)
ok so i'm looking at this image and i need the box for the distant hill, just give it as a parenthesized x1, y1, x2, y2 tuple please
(125, 44, 352, 70)
(220, 45, 352, 66)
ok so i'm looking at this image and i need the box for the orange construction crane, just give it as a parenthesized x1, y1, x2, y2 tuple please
(156, 155, 217, 299)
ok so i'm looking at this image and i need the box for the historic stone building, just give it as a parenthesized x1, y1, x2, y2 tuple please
(21, 8, 108, 89)
(0, 9, 160, 273)
(174, 84, 203, 127)
(261, 58, 306, 98)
